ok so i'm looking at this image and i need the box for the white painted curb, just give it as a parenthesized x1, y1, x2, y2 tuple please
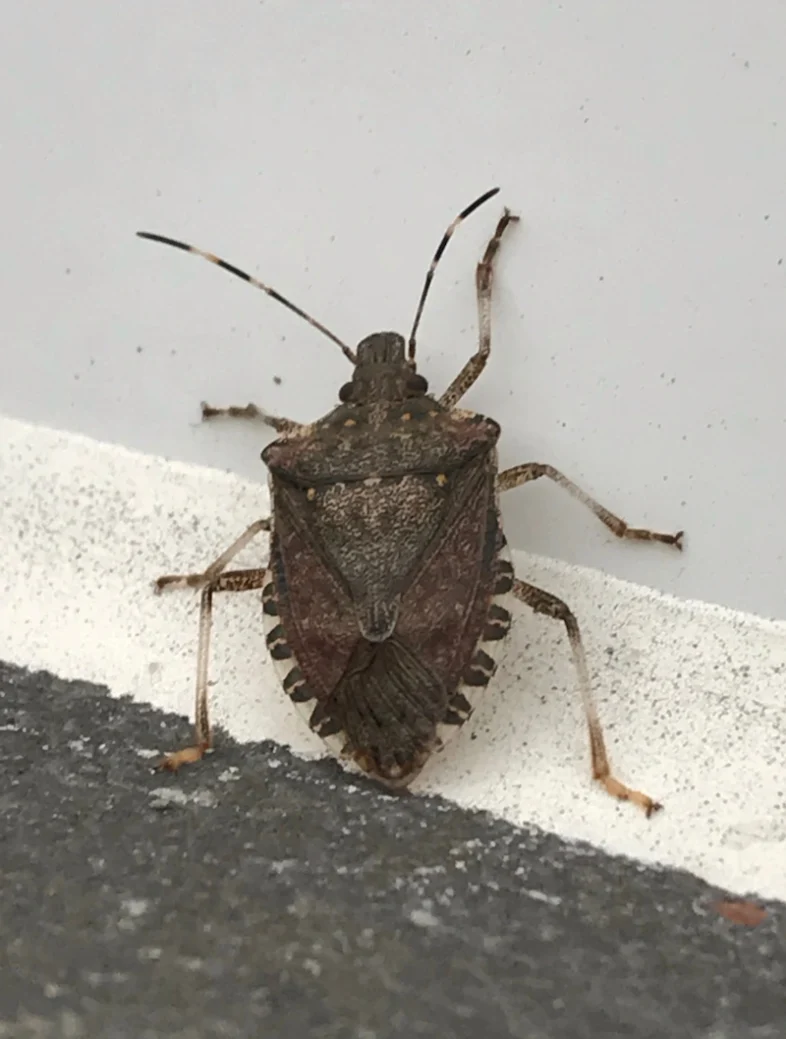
(2, 414, 785, 899)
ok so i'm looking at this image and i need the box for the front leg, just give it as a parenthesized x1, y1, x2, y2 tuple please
(155, 518, 272, 592)
(200, 401, 303, 436)
(439, 208, 519, 410)
(499, 463, 683, 549)
(512, 577, 661, 816)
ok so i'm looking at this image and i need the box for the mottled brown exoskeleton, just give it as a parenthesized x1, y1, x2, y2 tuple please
(139, 188, 683, 816)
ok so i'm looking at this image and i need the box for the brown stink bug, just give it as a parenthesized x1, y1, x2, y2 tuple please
(138, 188, 683, 815)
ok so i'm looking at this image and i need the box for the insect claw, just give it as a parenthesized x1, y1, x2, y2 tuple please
(600, 774, 663, 818)
(156, 744, 209, 772)
(154, 573, 209, 592)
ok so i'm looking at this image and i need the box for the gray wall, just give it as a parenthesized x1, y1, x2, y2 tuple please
(2, 2, 784, 617)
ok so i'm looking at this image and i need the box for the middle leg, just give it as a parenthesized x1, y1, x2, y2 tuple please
(155, 517, 272, 592)
(158, 567, 269, 772)
(498, 463, 683, 549)
(154, 517, 273, 771)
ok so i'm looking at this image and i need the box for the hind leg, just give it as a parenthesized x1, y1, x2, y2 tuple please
(513, 577, 661, 816)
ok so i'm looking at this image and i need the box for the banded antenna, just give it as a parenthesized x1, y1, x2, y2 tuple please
(136, 231, 356, 365)
(407, 186, 501, 361)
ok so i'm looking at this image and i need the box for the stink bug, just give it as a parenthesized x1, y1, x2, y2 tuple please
(139, 188, 683, 815)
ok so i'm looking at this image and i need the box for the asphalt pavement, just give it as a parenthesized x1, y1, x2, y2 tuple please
(0, 660, 783, 1039)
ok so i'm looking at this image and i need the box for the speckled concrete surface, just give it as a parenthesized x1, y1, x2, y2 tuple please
(2, 414, 786, 901)
(0, 661, 783, 1039)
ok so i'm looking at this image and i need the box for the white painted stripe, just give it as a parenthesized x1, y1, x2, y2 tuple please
(2, 414, 785, 899)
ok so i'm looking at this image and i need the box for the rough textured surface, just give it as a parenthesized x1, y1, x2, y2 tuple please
(5, 415, 786, 902)
(0, 661, 783, 1039)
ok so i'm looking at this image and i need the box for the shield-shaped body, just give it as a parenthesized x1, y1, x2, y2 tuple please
(260, 332, 515, 786)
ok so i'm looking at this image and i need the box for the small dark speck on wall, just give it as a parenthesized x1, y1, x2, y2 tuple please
(273, 376, 282, 386)
(136, 346, 144, 354)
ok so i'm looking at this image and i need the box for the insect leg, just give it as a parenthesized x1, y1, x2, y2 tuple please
(439, 208, 519, 410)
(154, 518, 272, 592)
(512, 577, 662, 816)
(199, 401, 304, 435)
(408, 186, 501, 360)
(154, 520, 272, 770)
(499, 463, 683, 549)
(158, 567, 269, 772)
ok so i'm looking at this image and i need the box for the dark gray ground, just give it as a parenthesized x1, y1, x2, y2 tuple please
(0, 660, 783, 1039)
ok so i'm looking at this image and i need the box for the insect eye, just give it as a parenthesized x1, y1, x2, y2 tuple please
(338, 382, 354, 403)
(407, 373, 428, 395)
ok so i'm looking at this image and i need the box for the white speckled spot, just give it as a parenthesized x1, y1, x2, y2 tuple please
(522, 889, 562, 906)
(177, 956, 204, 972)
(120, 898, 150, 918)
(408, 907, 441, 928)
(149, 787, 190, 809)
(148, 787, 217, 810)
(270, 859, 298, 874)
